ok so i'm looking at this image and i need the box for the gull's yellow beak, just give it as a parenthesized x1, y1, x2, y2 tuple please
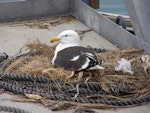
(50, 37, 60, 43)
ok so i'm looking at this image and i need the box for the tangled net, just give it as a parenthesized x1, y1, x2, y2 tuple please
(2, 40, 150, 108)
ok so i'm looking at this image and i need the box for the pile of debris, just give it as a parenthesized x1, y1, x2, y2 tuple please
(1, 40, 150, 109)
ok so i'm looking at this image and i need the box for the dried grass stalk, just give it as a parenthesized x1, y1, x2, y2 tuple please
(5, 41, 150, 103)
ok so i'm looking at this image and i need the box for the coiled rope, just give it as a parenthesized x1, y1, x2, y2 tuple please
(1, 73, 150, 107)
(0, 52, 150, 108)
(87, 46, 106, 53)
(0, 105, 31, 113)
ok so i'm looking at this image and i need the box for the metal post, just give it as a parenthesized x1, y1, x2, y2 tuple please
(72, 0, 146, 50)
(82, 0, 89, 5)
(124, 0, 150, 52)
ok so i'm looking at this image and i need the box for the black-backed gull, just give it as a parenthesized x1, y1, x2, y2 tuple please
(50, 30, 104, 72)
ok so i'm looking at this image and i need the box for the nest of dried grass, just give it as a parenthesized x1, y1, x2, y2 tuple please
(5, 40, 150, 101)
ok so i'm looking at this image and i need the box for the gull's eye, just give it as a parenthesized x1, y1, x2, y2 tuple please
(64, 35, 68, 37)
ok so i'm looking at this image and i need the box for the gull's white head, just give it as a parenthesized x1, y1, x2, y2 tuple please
(50, 30, 80, 65)
(50, 30, 80, 45)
